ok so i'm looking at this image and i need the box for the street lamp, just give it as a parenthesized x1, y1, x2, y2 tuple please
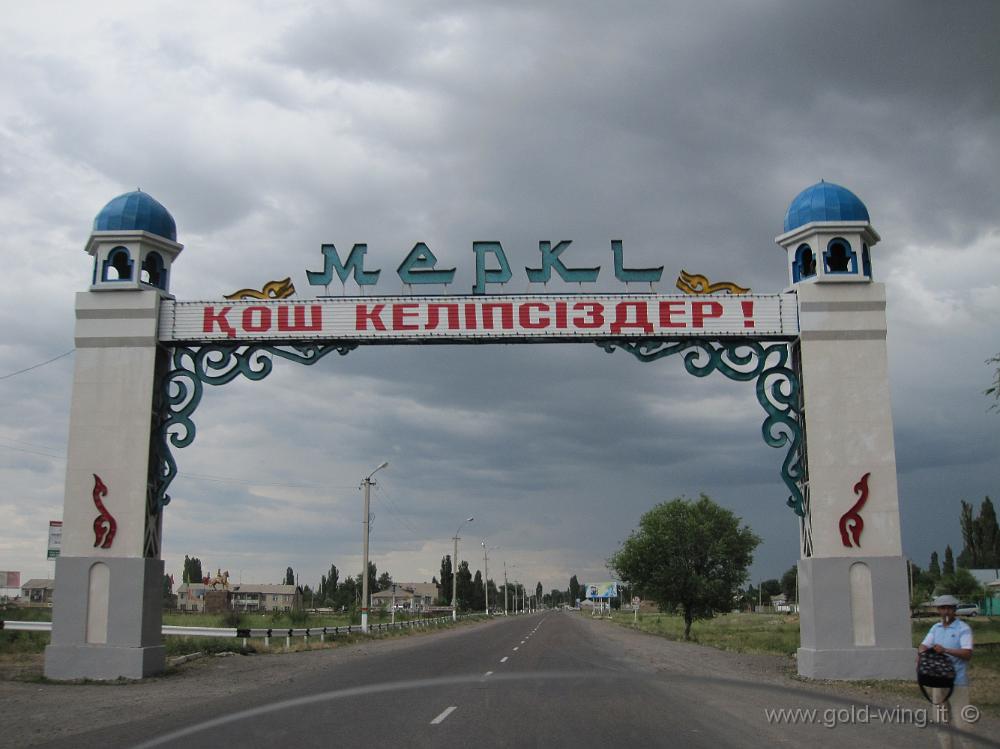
(360, 461, 389, 634)
(482, 540, 499, 616)
(452, 517, 474, 622)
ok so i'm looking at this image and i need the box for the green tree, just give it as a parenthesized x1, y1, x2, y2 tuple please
(928, 551, 941, 581)
(284, 567, 295, 586)
(439, 555, 454, 605)
(319, 563, 339, 605)
(536, 581, 543, 603)
(610, 494, 761, 640)
(366, 561, 378, 597)
(908, 562, 935, 608)
(182, 556, 203, 584)
(943, 546, 955, 576)
(455, 560, 473, 611)
(568, 575, 581, 604)
(936, 568, 982, 598)
(472, 570, 485, 612)
(780, 566, 798, 601)
(336, 575, 357, 611)
(761, 579, 782, 600)
(959, 497, 1000, 569)
(377, 571, 392, 592)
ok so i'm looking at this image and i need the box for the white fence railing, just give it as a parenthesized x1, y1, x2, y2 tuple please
(1, 614, 479, 648)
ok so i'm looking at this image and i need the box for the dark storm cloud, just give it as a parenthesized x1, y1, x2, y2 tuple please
(0, 1, 997, 588)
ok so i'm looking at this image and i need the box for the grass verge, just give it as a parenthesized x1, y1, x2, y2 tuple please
(602, 611, 1000, 715)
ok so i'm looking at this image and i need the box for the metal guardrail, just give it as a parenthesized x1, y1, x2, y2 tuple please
(1, 614, 479, 648)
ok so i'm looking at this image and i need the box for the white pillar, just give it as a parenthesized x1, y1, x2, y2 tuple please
(45, 289, 168, 679)
(794, 281, 914, 679)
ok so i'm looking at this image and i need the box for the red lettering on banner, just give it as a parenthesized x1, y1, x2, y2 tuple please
(658, 301, 686, 328)
(741, 300, 755, 328)
(464, 303, 478, 330)
(482, 303, 514, 330)
(393, 303, 420, 331)
(427, 303, 461, 330)
(691, 300, 723, 328)
(356, 304, 387, 331)
(610, 301, 653, 334)
(519, 302, 550, 330)
(277, 305, 322, 332)
(203, 306, 236, 338)
(243, 306, 272, 332)
(555, 301, 568, 329)
(572, 302, 604, 329)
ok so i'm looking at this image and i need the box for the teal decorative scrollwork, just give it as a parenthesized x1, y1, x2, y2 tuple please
(598, 339, 805, 516)
(152, 343, 358, 512)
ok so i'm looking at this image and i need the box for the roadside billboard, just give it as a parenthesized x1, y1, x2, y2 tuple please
(585, 582, 620, 600)
(0, 571, 20, 588)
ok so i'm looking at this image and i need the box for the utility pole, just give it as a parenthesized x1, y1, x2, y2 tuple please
(391, 582, 397, 625)
(503, 561, 509, 616)
(453, 517, 473, 622)
(482, 540, 490, 615)
(360, 461, 388, 634)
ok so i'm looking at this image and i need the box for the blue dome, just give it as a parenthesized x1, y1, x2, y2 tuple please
(783, 181, 869, 233)
(93, 190, 177, 241)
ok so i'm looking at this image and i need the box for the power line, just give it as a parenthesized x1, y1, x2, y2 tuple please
(0, 442, 355, 491)
(0, 349, 74, 380)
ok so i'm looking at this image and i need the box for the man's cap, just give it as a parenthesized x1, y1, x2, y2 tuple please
(932, 594, 960, 607)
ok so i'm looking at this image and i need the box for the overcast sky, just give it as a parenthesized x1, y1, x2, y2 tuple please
(1, 1, 997, 595)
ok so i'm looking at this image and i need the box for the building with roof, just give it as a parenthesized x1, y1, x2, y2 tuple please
(21, 578, 55, 606)
(230, 584, 301, 613)
(370, 583, 439, 612)
(175, 583, 208, 612)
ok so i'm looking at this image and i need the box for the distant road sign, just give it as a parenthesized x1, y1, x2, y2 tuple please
(632, 596, 640, 605)
(47, 520, 62, 559)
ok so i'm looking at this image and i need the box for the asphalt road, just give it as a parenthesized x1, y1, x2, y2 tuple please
(26, 611, 997, 749)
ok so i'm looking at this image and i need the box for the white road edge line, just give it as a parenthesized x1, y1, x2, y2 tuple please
(500, 656, 509, 663)
(430, 706, 458, 725)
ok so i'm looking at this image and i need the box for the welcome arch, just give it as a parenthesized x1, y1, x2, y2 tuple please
(46, 183, 913, 681)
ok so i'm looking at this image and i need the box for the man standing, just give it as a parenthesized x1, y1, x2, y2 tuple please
(918, 594, 974, 748)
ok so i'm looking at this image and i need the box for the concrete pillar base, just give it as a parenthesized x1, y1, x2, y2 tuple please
(797, 555, 915, 680)
(44, 556, 164, 680)
(44, 643, 166, 680)
(797, 647, 915, 680)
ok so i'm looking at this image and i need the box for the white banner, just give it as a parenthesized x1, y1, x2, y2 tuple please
(159, 294, 798, 343)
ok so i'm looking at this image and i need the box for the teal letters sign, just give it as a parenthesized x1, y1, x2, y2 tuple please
(307, 241, 666, 294)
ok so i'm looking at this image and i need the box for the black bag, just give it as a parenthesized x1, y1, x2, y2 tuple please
(917, 650, 955, 703)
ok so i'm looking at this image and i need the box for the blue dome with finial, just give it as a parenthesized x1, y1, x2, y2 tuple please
(783, 181, 869, 233)
(93, 190, 177, 241)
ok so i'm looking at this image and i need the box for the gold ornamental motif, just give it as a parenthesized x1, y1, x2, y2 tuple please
(675, 270, 750, 295)
(224, 277, 296, 300)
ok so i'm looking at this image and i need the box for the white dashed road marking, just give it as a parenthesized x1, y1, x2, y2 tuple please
(431, 706, 457, 725)
(500, 656, 509, 663)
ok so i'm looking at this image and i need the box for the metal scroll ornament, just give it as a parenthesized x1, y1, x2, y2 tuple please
(152, 343, 358, 512)
(599, 339, 805, 516)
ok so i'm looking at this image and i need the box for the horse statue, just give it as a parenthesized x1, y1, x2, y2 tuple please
(209, 569, 230, 590)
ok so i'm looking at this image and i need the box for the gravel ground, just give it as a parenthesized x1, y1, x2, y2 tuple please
(2, 615, 996, 748)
